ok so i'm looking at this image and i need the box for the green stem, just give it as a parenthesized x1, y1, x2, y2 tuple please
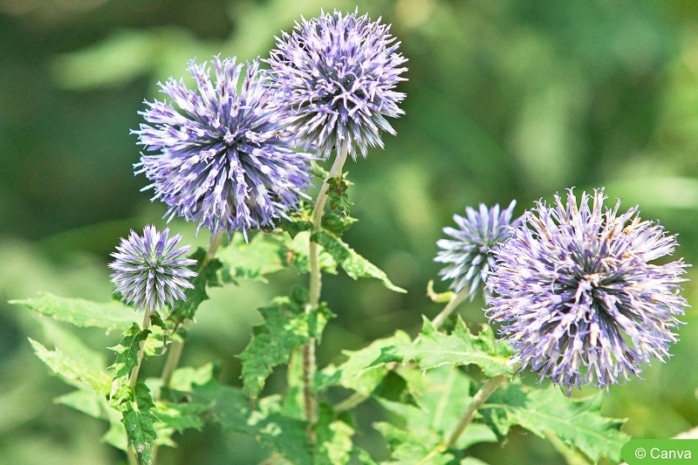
(416, 374, 507, 465)
(444, 374, 507, 448)
(160, 230, 224, 389)
(128, 311, 152, 389)
(431, 288, 469, 329)
(303, 148, 349, 433)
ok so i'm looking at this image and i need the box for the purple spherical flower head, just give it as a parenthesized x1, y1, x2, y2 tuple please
(435, 200, 517, 299)
(267, 9, 408, 160)
(133, 56, 315, 235)
(109, 225, 197, 314)
(486, 189, 689, 392)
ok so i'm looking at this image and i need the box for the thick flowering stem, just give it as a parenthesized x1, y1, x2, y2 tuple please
(303, 148, 349, 433)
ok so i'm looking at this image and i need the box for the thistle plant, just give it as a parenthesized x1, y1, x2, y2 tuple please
(485, 189, 689, 391)
(13, 9, 692, 465)
(267, 8, 408, 160)
(133, 56, 315, 235)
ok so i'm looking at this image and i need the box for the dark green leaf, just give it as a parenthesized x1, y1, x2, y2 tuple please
(109, 323, 149, 379)
(238, 288, 331, 397)
(312, 230, 406, 293)
(13, 293, 138, 331)
(119, 382, 157, 465)
(169, 247, 222, 325)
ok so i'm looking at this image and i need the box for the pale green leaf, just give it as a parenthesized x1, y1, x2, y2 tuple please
(312, 230, 406, 293)
(13, 293, 138, 331)
(405, 318, 514, 378)
(217, 232, 287, 283)
(482, 382, 630, 463)
(318, 332, 412, 397)
(29, 338, 111, 394)
(315, 417, 355, 465)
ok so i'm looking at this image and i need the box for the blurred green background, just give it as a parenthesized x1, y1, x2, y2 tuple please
(2, 0, 698, 464)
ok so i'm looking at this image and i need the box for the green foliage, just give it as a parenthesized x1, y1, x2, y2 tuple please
(238, 287, 331, 398)
(373, 318, 514, 378)
(13, 293, 138, 332)
(312, 230, 406, 293)
(116, 383, 157, 465)
(482, 383, 630, 463)
(109, 323, 149, 379)
(168, 247, 222, 326)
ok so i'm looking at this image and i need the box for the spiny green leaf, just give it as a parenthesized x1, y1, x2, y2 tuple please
(315, 409, 355, 465)
(13, 293, 138, 331)
(191, 381, 252, 433)
(377, 367, 497, 453)
(119, 382, 157, 465)
(251, 396, 313, 464)
(169, 247, 222, 325)
(238, 288, 331, 398)
(29, 338, 112, 394)
(217, 232, 287, 283)
(318, 332, 412, 398)
(279, 231, 338, 275)
(482, 382, 630, 463)
(405, 318, 514, 378)
(312, 230, 406, 293)
(109, 323, 149, 379)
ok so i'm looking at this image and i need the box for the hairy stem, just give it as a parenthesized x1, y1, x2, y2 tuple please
(303, 148, 349, 434)
(431, 288, 469, 329)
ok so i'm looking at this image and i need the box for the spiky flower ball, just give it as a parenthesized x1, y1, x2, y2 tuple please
(486, 189, 688, 391)
(109, 225, 197, 314)
(133, 56, 314, 235)
(435, 201, 517, 299)
(267, 9, 408, 160)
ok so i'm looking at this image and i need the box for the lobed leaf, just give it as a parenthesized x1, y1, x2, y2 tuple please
(119, 382, 157, 465)
(109, 323, 149, 379)
(29, 338, 112, 394)
(482, 382, 630, 463)
(13, 293, 138, 332)
(217, 232, 287, 283)
(312, 230, 406, 293)
(238, 288, 331, 398)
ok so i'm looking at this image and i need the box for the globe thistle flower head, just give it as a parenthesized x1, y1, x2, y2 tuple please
(133, 56, 315, 236)
(109, 225, 197, 314)
(267, 9, 408, 160)
(435, 200, 518, 299)
(485, 188, 689, 392)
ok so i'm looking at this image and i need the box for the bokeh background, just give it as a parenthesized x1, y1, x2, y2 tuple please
(2, 0, 698, 464)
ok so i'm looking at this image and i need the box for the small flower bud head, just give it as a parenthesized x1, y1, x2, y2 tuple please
(267, 9, 408, 160)
(435, 201, 518, 299)
(486, 189, 689, 392)
(109, 225, 197, 314)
